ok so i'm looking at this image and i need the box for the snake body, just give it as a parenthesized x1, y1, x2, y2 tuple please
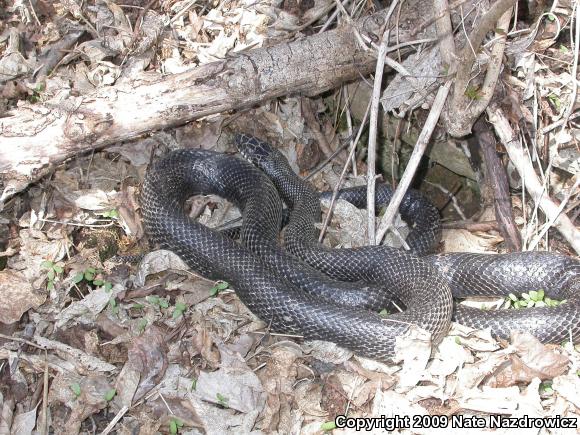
(141, 135, 580, 361)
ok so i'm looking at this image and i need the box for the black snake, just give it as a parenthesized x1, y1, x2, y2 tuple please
(141, 134, 580, 360)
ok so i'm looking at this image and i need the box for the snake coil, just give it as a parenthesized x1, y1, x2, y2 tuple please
(141, 135, 580, 361)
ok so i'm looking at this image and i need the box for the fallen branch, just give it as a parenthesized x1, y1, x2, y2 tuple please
(1, 10, 412, 202)
(486, 105, 580, 254)
(474, 119, 522, 251)
(366, 0, 400, 244)
(375, 80, 452, 244)
(447, 0, 515, 137)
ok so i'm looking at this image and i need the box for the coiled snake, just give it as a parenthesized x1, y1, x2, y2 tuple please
(141, 134, 580, 361)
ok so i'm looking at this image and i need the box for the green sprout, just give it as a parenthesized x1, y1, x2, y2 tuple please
(169, 418, 184, 434)
(104, 388, 116, 401)
(506, 290, 565, 309)
(547, 94, 561, 111)
(465, 86, 482, 100)
(101, 209, 119, 219)
(321, 421, 337, 432)
(173, 302, 188, 319)
(137, 318, 148, 334)
(70, 382, 81, 397)
(539, 381, 553, 394)
(41, 260, 63, 290)
(210, 281, 229, 296)
(216, 393, 228, 407)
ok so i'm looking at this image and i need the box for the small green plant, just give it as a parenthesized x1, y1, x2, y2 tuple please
(104, 388, 116, 401)
(70, 382, 82, 397)
(172, 302, 188, 319)
(73, 267, 113, 291)
(547, 94, 561, 111)
(190, 378, 197, 391)
(101, 209, 119, 219)
(378, 308, 389, 317)
(108, 298, 119, 315)
(146, 295, 169, 308)
(28, 83, 45, 103)
(464, 86, 482, 100)
(506, 290, 565, 309)
(169, 418, 184, 434)
(216, 393, 228, 407)
(41, 260, 63, 290)
(210, 281, 229, 296)
(137, 318, 148, 333)
(321, 421, 337, 432)
(559, 44, 569, 53)
(539, 381, 553, 394)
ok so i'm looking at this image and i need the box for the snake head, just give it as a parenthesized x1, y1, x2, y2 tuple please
(235, 133, 286, 175)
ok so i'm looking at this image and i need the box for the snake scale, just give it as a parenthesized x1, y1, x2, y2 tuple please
(141, 134, 580, 361)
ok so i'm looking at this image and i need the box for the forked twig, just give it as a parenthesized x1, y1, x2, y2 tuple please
(375, 81, 453, 244)
(366, 0, 400, 244)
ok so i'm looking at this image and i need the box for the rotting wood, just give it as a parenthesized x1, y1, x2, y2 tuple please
(0, 7, 435, 202)
(474, 119, 522, 251)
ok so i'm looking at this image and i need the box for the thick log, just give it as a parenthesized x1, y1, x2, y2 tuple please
(0, 10, 416, 201)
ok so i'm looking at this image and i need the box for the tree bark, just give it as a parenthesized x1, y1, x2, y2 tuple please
(474, 119, 522, 251)
(0, 10, 416, 201)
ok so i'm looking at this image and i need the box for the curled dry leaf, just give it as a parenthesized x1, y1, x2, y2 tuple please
(459, 385, 521, 414)
(55, 284, 123, 329)
(303, 340, 353, 364)
(135, 249, 190, 287)
(194, 358, 266, 413)
(440, 229, 500, 253)
(187, 394, 261, 434)
(552, 373, 580, 409)
(430, 336, 474, 377)
(393, 325, 432, 390)
(448, 323, 500, 352)
(456, 351, 512, 392)
(0, 270, 46, 324)
(33, 335, 116, 374)
(294, 382, 326, 418)
(489, 332, 569, 387)
(9, 228, 69, 283)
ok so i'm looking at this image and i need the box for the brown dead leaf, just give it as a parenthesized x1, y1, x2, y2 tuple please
(320, 374, 348, 419)
(115, 185, 143, 239)
(257, 344, 301, 431)
(0, 270, 45, 324)
(489, 332, 569, 387)
(296, 141, 320, 171)
(294, 382, 326, 417)
(192, 324, 220, 367)
(345, 360, 397, 387)
(124, 325, 168, 403)
(49, 372, 113, 434)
